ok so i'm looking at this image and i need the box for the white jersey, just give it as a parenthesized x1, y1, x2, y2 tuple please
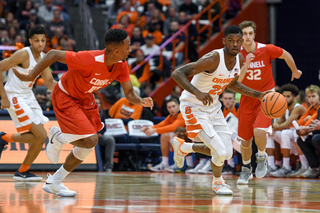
(180, 48, 241, 110)
(4, 47, 44, 94)
(285, 103, 301, 120)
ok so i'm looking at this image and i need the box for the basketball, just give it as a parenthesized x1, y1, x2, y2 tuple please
(261, 92, 287, 119)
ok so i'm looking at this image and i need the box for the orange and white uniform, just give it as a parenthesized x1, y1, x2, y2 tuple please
(238, 42, 283, 140)
(53, 50, 130, 142)
(180, 48, 240, 142)
(5, 47, 48, 132)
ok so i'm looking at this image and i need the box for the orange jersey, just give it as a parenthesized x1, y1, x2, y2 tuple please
(153, 112, 185, 134)
(297, 105, 320, 126)
(62, 50, 130, 100)
(108, 97, 143, 120)
(222, 103, 239, 118)
(240, 42, 283, 91)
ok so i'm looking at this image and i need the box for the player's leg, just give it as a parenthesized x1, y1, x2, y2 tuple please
(266, 134, 276, 176)
(150, 133, 171, 172)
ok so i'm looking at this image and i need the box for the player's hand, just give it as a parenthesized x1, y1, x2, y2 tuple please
(143, 128, 156, 136)
(141, 97, 153, 110)
(0, 96, 10, 109)
(258, 90, 272, 101)
(291, 70, 302, 81)
(272, 123, 280, 131)
(195, 91, 213, 106)
(308, 119, 320, 131)
(140, 127, 149, 132)
(12, 67, 33, 81)
(304, 115, 312, 123)
(245, 53, 255, 64)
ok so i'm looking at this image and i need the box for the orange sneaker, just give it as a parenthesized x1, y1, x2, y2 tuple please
(212, 180, 233, 195)
(171, 137, 188, 168)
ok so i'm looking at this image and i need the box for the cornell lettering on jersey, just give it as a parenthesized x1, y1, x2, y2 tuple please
(89, 78, 111, 86)
(248, 60, 265, 69)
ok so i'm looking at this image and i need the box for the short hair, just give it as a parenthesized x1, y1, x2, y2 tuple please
(222, 88, 235, 97)
(224, 25, 243, 37)
(280, 83, 299, 97)
(238, 20, 257, 33)
(305, 85, 320, 96)
(29, 25, 46, 38)
(104, 29, 128, 46)
(167, 97, 179, 105)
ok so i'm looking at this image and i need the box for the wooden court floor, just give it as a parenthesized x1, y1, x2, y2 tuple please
(0, 172, 320, 213)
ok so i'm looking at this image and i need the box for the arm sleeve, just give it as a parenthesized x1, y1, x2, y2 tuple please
(297, 106, 311, 126)
(115, 61, 131, 83)
(153, 115, 171, 128)
(267, 44, 283, 60)
(65, 51, 95, 77)
(155, 113, 186, 134)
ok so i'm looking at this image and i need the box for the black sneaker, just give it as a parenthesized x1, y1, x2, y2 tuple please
(0, 132, 8, 159)
(13, 170, 43, 182)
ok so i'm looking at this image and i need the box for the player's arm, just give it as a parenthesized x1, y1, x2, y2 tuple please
(238, 53, 255, 82)
(121, 81, 153, 109)
(171, 53, 219, 106)
(274, 106, 306, 131)
(13, 50, 67, 82)
(41, 67, 57, 91)
(0, 50, 28, 109)
(228, 76, 264, 100)
(278, 49, 302, 81)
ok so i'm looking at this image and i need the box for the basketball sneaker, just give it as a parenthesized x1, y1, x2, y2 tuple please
(185, 160, 207, 174)
(164, 164, 177, 173)
(47, 126, 65, 164)
(0, 132, 8, 159)
(222, 164, 236, 175)
(270, 166, 292, 178)
(255, 153, 268, 178)
(300, 167, 320, 178)
(13, 170, 43, 181)
(150, 163, 167, 172)
(43, 174, 76, 197)
(198, 160, 213, 174)
(171, 137, 188, 168)
(290, 166, 308, 177)
(237, 166, 253, 185)
(212, 179, 233, 195)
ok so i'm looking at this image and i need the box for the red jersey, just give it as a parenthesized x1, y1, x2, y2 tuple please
(240, 42, 283, 91)
(61, 50, 130, 100)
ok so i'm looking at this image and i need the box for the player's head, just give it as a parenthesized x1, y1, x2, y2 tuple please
(166, 97, 180, 116)
(29, 25, 46, 53)
(305, 85, 320, 107)
(221, 89, 236, 109)
(239, 20, 256, 45)
(280, 84, 299, 106)
(104, 29, 131, 62)
(223, 25, 243, 56)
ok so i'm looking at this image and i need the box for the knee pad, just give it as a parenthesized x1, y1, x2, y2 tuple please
(73, 147, 94, 161)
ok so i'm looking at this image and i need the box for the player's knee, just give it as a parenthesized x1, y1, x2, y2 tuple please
(225, 146, 233, 160)
(211, 155, 225, 167)
(84, 134, 98, 148)
(161, 133, 170, 141)
(254, 129, 265, 139)
(35, 129, 47, 144)
(73, 147, 95, 161)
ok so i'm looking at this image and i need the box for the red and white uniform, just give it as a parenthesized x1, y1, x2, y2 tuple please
(238, 42, 283, 140)
(53, 50, 130, 142)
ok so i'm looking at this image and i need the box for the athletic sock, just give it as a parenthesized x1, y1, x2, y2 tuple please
(227, 158, 235, 168)
(186, 155, 193, 167)
(268, 156, 276, 169)
(1, 133, 14, 143)
(214, 176, 224, 183)
(258, 150, 265, 157)
(18, 163, 30, 173)
(299, 155, 309, 168)
(50, 165, 70, 183)
(283, 157, 290, 169)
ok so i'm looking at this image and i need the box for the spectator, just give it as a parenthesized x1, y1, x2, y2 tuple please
(19, 9, 41, 32)
(95, 96, 116, 172)
(5, 12, 15, 28)
(15, 0, 34, 22)
(151, 8, 164, 32)
(106, 0, 123, 28)
(110, 15, 135, 38)
(163, 6, 178, 35)
(179, 0, 198, 20)
(45, 89, 54, 111)
(141, 98, 185, 172)
(50, 28, 75, 51)
(50, 38, 71, 72)
(130, 26, 145, 54)
(8, 26, 18, 41)
(47, 8, 72, 38)
(160, 85, 181, 117)
(129, 50, 153, 85)
(37, 0, 60, 24)
(34, 85, 48, 110)
(142, 22, 162, 45)
(143, 0, 163, 14)
(116, 1, 138, 25)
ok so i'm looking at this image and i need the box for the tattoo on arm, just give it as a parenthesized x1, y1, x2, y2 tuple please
(230, 81, 261, 98)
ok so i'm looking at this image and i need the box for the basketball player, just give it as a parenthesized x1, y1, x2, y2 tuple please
(0, 25, 56, 181)
(266, 84, 307, 177)
(14, 29, 153, 196)
(237, 21, 302, 184)
(170, 25, 267, 195)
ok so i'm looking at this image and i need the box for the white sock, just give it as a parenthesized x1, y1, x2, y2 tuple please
(200, 158, 207, 164)
(227, 158, 235, 168)
(243, 159, 251, 165)
(258, 150, 265, 157)
(299, 155, 309, 168)
(162, 156, 169, 167)
(283, 157, 290, 169)
(50, 165, 70, 183)
(186, 155, 193, 167)
(180, 142, 194, 153)
(268, 156, 276, 169)
(214, 176, 223, 183)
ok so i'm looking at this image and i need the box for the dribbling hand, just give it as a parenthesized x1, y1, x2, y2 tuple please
(141, 97, 154, 110)
(12, 67, 34, 81)
(0, 96, 10, 109)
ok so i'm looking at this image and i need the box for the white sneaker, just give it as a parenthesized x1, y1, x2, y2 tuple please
(47, 126, 64, 164)
(171, 137, 188, 168)
(212, 180, 233, 195)
(43, 174, 76, 197)
(150, 163, 166, 172)
(165, 164, 177, 173)
(255, 153, 268, 178)
(290, 166, 308, 177)
(237, 167, 253, 185)
(198, 160, 212, 174)
(185, 160, 207, 174)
